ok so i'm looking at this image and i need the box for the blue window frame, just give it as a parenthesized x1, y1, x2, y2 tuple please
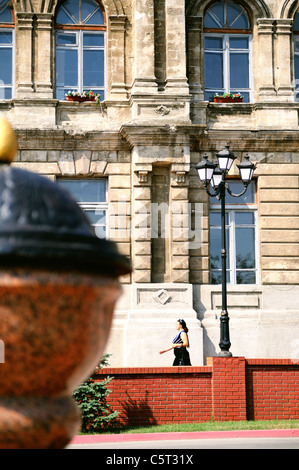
(209, 180, 258, 285)
(204, 1, 252, 102)
(55, 0, 106, 101)
(57, 179, 108, 238)
(0, 1, 14, 100)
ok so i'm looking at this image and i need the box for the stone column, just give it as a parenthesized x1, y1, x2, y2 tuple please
(131, 159, 152, 283)
(35, 13, 53, 98)
(170, 164, 190, 283)
(257, 19, 276, 101)
(186, 15, 204, 100)
(109, 15, 128, 100)
(15, 13, 34, 97)
(165, 0, 189, 94)
(275, 19, 294, 101)
(132, 0, 157, 94)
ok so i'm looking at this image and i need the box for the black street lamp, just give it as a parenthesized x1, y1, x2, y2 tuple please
(196, 145, 256, 357)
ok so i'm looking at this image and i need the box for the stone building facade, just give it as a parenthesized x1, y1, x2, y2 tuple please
(1, 0, 299, 365)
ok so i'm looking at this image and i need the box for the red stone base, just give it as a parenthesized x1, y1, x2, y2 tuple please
(0, 396, 80, 449)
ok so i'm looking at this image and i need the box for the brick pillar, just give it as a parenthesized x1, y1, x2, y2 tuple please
(207, 356, 247, 421)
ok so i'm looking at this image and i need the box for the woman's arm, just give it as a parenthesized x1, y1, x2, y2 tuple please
(159, 344, 177, 355)
(180, 331, 189, 348)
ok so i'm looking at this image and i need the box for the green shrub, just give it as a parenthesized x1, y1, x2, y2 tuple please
(73, 354, 119, 433)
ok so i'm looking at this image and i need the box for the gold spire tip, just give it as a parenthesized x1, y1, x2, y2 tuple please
(0, 118, 17, 164)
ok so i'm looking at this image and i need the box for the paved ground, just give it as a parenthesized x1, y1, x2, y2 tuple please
(67, 429, 299, 450)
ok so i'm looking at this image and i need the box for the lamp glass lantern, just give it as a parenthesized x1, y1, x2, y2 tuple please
(211, 167, 222, 188)
(216, 144, 236, 172)
(196, 154, 216, 183)
(237, 154, 256, 184)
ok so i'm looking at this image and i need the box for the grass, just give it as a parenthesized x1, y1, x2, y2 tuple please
(97, 419, 299, 435)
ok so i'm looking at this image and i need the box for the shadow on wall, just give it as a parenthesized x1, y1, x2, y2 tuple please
(120, 390, 157, 427)
(202, 326, 218, 363)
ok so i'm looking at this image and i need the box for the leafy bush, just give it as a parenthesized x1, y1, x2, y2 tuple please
(73, 354, 119, 433)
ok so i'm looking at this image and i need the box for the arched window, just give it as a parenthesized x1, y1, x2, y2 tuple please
(55, 0, 106, 100)
(294, 11, 299, 102)
(204, 1, 252, 102)
(0, 0, 14, 99)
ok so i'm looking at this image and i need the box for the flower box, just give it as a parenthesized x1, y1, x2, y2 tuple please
(213, 94, 243, 103)
(65, 90, 100, 104)
(214, 96, 243, 103)
(66, 96, 96, 102)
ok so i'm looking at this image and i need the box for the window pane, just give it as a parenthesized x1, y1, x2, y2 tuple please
(86, 209, 106, 225)
(81, 0, 98, 21)
(209, 211, 229, 226)
(204, 37, 223, 49)
(58, 180, 106, 203)
(83, 49, 104, 87)
(0, 48, 12, 84)
(56, 32, 77, 45)
(83, 32, 104, 47)
(204, 2, 250, 30)
(56, 7, 76, 24)
(236, 271, 255, 284)
(295, 55, 299, 101)
(0, 31, 12, 44)
(230, 52, 249, 89)
(85, 209, 106, 238)
(204, 52, 223, 88)
(204, 11, 222, 28)
(225, 181, 255, 204)
(0, 87, 11, 99)
(210, 3, 225, 24)
(229, 11, 250, 29)
(229, 37, 249, 49)
(235, 212, 254, 225)
(56, 88, 68, 100)
(294, 12, 299, 30)
(227, 3, 244, 26)
(210, 226, 230, 269)
(56, 49, 78, 86)
(0, 5, 12, 22)
(85, 8, 105, 25)
(236, 227, 255, 269)
(61, 0, 80, 22)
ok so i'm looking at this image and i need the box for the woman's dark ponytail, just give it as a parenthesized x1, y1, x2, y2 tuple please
(178, 319, 188, 333)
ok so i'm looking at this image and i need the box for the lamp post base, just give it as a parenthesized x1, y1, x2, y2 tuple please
(218, 350, 233, 357)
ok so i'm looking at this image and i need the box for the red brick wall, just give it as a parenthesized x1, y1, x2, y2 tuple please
(246, 359, 299, 421)
(94, 358, 298, 425)
(94, 367, 212, 426)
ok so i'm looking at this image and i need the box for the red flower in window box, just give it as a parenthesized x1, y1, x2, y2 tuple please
(213, 93, 243, 103)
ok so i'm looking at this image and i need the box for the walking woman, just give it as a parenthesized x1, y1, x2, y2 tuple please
(159, 319, 191, 366)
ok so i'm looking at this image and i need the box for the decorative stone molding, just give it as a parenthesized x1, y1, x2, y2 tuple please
(15, 13, 35, 97)
(257, 19, 276, 100)
(155, 105, 170, 116)
(109, 15, 128, 100)
(136, 169, 149, 183)
(35, 13, 53, 98)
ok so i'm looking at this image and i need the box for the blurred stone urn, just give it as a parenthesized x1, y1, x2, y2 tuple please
(0, 119, 131, 448)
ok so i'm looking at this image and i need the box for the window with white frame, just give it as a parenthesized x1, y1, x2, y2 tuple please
(0, 1, 14, 99)
(57, 179, 108, 238)
(55, 0, 106, 101)
(209, 180, 258, 284)
(204, 1, 252, 102)
(294, 11, 299, 102)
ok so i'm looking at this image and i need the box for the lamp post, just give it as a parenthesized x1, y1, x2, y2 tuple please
(196, 145, 256, 357)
